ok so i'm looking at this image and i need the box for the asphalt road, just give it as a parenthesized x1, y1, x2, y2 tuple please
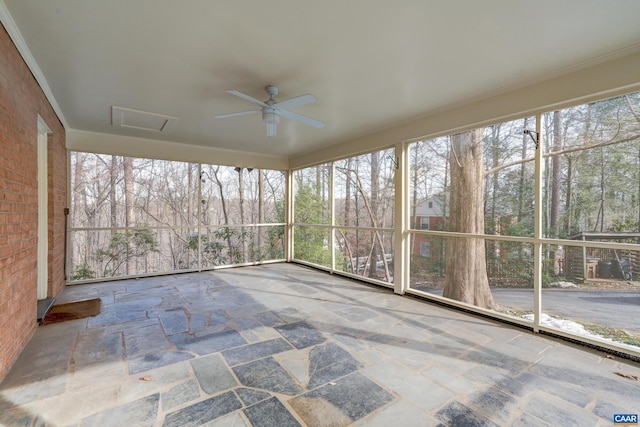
(492, 288, 640, 333)
(422, 288, 640, 333)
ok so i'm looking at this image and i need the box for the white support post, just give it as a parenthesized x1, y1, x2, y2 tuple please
(65, 148, 71, 282)
(329, 163, 336, 272)
(533, 116, 543, 333)
(285, 168, 294, 261)
(394, 142, 408, 295)
(197, 163, 202, 271)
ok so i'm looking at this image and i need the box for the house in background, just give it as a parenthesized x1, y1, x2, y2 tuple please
(412, 194, 446, 257)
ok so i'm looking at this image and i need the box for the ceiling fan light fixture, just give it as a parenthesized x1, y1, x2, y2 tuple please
(262, 109, 280, 137)
(265, 121, 277, 137)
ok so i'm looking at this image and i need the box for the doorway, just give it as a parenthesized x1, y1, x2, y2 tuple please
(37, 116, 51, 300)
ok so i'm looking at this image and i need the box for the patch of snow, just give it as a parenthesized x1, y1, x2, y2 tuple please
(548, 281, 577, 288)
(522, 313, 610, 341)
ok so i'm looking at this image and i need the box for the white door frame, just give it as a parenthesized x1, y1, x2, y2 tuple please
(37, 116, 51, 300)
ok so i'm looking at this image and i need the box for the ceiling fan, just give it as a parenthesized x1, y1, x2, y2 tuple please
(214, 85, 325, 137)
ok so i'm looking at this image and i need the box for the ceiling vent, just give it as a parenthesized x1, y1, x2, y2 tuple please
(112, 106, 178, 132)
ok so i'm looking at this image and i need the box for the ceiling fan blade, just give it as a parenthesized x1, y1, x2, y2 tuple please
(280, 110, 325, 128)
(213, 110, 260, 119)
(225, 89, 270, 108)
(272, 94, 317, 111)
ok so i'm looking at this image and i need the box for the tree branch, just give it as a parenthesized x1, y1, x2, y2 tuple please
(484, 133, 640, 176)
(344, 169, 391, 281)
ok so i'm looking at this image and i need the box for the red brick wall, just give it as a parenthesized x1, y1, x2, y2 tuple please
(0, 23, 67, 380)
(411, 216, 444, 256)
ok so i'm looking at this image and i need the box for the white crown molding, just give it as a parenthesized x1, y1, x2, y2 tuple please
(0, 0, 67, 129)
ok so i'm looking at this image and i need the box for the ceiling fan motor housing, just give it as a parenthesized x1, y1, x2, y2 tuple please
(262, 108, 281, 123)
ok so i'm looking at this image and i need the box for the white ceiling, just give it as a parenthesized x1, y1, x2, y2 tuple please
(4, 0, 640, 158)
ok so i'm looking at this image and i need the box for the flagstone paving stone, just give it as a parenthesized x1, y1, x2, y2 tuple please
(222, 338, 293, 366)
(161, 379, 201, 411)
(274, 321, 326, 349)
(232, 357, 304, 396)
(1, 264, 639, 426)
(190, 354, 237, 395)
(243, 397, 302, 427)
(162, 391, 242, 427)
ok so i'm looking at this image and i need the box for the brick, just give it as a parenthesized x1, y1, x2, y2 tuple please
(0, 23, 66, 381)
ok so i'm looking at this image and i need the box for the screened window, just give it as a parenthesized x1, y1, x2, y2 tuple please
(69, 153, 285, 280)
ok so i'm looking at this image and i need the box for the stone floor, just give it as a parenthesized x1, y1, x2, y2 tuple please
(1, 263, 639, 426)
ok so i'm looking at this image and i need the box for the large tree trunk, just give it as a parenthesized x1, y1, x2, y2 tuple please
(443, 130, 495, 309)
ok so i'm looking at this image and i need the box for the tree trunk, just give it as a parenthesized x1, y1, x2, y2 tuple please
(345, 158, 352, 226)
(517, 118, 529, 221)
(550, 110, 562, 237)
(187, 163, 193, 266)
(258, 169, 265, 258)
(237, 168, 246, 263)
(440, 144, 450, 277)
(597, 146, 606, 231)
(490, 124, 501, 233)
(488, 125, 500, 270)
(110, 156, 118, 237)
(411, 144, 419, 256)
(123, 156, 135, 275)
(443, 130, 495, 309)
(73, 153, 91, 266)
(564, 157, 573, 235)
(211, 166, 233, 258)
(368, 151, 379, 278)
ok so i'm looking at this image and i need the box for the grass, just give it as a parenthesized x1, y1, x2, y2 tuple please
(497, 305, 640, 348)
(582, 323, 640, 347)
(497, 305, 532, 318)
